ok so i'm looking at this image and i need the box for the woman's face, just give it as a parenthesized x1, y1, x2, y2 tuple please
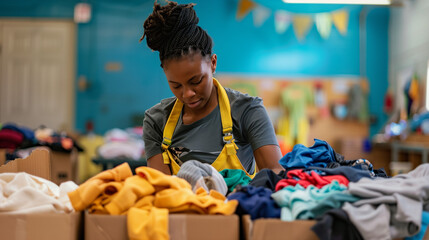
(163, 53, 217, 112)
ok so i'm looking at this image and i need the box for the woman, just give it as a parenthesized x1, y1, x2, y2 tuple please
(141, 1, 283, 177)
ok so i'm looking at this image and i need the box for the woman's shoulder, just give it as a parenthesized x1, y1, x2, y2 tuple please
(144, 96, 176, 120)
(225, 87, 263, 108)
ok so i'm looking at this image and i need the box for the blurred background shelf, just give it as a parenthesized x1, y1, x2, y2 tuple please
(92, 157, 147, 174)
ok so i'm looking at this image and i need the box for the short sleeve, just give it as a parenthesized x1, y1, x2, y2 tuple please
(240, 100, 278, 150)
(227, 88, 278, 151)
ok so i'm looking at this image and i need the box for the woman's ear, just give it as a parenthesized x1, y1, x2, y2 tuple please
(211, 54, 217, 74)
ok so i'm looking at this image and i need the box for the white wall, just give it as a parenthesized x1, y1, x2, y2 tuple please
(389, 0, 429, 110)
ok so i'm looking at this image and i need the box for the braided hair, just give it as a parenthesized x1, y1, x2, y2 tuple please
(140, 1, 213, 67)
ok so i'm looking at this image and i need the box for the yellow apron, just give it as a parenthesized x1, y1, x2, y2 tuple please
(161, 78, 256, 179)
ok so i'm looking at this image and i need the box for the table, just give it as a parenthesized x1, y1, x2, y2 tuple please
(391, 141, 429, 163)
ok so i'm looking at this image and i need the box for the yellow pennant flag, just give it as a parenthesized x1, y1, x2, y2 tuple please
(236, 0, 257, 21)
(332, 10, 349, 35)
(292, 15, 313, 41)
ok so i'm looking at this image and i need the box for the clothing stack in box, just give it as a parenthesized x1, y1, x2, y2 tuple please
(68, 162, 238, 240)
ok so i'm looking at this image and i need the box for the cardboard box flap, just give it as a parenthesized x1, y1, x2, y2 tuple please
(0, 147, 51, 180)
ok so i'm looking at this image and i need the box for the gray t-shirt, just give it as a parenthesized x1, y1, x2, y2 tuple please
(143, 87, 278, 174)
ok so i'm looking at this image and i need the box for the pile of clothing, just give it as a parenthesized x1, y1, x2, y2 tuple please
(225, 139, 429, 240)
(97, 128, 145, 160)
(0, 123, 82, 163)
(0, 172, 78, 214)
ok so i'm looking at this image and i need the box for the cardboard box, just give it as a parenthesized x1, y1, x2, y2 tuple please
(85, 212, 239, 240)
(51, 148, 78, 185)
(0, 212, 83, 240)
(0, 147, 78, 185)
(242, 215, 318, 240)
(0, 147, 51, 180)
(0, 148, 7, 165)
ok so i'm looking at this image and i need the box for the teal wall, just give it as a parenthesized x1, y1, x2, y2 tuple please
(0, 0, 389, 136)
(365, 7, 390, 137)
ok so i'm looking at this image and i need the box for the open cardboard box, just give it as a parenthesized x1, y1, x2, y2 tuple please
(0, 147, 78, 185)
(0, 147, 83, 240)
(85, 212, 239, 240)
(0, 147, 51, 179)
(242, 215, 318, 240)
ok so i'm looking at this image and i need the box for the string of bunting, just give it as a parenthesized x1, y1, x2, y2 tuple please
(236, 0, 349, 41)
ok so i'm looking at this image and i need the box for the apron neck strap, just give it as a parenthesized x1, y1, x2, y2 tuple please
(213, 78, 233, 136)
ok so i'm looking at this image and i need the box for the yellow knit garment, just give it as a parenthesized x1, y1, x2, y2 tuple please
(155, 186, 238, 215)
(67, 163, 133, 211)
(105, 175, 156, 215)
(127, 196, 169, 240)
(89, 181, 124, 214)
(135, 166, 192, 190)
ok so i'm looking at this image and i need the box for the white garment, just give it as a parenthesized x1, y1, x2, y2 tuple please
(99, 128, 145, 160)
(0, 172, 78, 214)
(98, 140, 145, 160)
(104, 128, 131, 142)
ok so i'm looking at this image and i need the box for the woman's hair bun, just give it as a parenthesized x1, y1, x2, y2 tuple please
(142, 2, 198, 53)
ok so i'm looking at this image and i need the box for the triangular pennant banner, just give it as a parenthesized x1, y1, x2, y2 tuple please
(332, 10, 349, 35)
(253, 5, 271, 27)
(315, 13, 332, 39)
(292, 15, 313, 41)
(236, 0, 257, 21)
(274, 10, 292, 34)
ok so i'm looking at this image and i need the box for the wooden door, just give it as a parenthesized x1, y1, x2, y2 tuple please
(0, 19, 75, 131)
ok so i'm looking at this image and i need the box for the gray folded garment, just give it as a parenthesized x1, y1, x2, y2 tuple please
(177, 160, 228, 196)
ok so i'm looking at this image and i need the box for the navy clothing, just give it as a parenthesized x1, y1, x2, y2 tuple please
(279, 139, 336, 169)
(227, 185, 281, 220)
(249, 168, 286, 191)
(373, 168, 389, 178)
